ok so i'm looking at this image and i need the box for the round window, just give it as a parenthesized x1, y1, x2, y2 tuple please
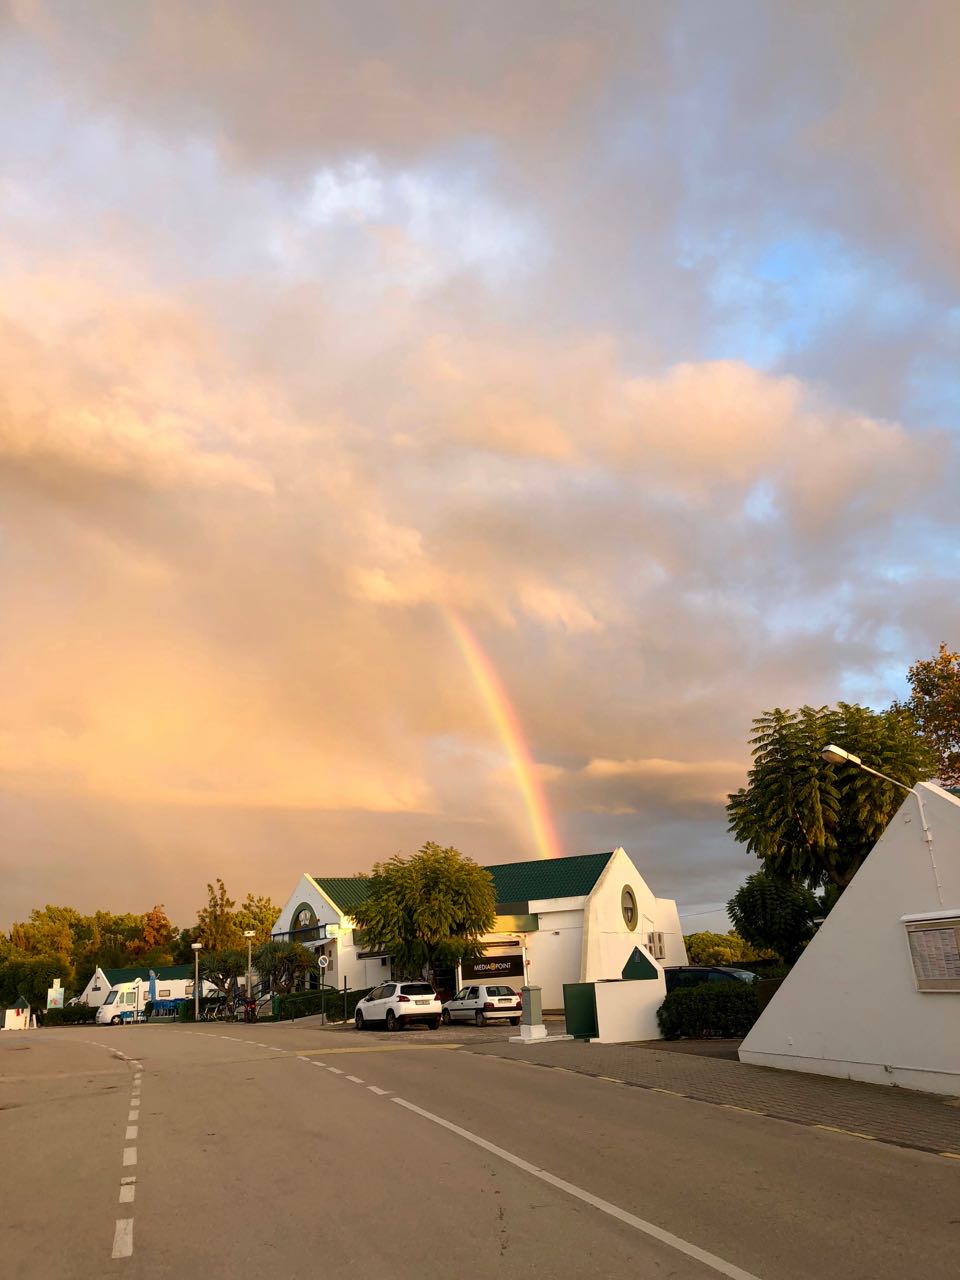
(621, 887, 638, 931)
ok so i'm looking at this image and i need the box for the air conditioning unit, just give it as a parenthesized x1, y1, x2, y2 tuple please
(646, 931, 666, 960)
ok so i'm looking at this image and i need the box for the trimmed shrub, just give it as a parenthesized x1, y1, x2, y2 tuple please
(657, 981, 761, 1040)
(43, 1005, 97, 1026)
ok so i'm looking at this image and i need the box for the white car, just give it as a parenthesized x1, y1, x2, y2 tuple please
(354, 981, 441, 1031)
(441, 984, 522, 1027)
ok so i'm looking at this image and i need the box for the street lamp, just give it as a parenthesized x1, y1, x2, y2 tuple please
(243, 930, 255, 1001)
(821, 744, 943, 905)
(191, 942, 202, 1021)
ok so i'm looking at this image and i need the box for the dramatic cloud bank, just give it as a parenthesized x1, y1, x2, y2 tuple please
(1, 2, 958, 927)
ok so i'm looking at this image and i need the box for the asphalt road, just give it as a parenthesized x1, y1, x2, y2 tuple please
(2, 1022, 957, 1280)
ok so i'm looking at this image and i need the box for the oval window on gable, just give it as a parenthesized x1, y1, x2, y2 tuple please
(621, 887, 638, 931)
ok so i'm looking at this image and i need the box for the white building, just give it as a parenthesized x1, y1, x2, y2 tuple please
(740, 782, 960, 1095)
(272, 848, 686, 1008)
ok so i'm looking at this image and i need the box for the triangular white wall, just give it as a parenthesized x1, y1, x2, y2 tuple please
(739, 783, 960, 1094)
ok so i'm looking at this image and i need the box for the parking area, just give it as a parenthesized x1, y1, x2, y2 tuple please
(282, 1012, 568, 1045)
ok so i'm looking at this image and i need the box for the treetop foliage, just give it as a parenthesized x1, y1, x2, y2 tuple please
(682, 931, 776, 966)
(352, 842, 496, 978)
(727, 702, 934, 891)
(900, 642, 960, 786)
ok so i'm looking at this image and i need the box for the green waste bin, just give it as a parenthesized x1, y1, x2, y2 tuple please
(563, 982, 598, 1040)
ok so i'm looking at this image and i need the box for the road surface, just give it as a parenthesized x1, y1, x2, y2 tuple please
(1, 1021, 956, 1279)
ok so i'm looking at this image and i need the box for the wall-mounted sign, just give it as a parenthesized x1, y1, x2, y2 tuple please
(462, 954, 525, 980)
(905, 917, 960, 992)
(46, 987, 65, 1010)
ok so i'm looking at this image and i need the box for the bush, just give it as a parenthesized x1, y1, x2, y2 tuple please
(43, 1005, 97, 1026)
(657, 981, 761, 1040)
(275, 987, 373, 1023)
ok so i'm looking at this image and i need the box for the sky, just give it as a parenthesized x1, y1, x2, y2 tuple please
(1, 1, 958, 933)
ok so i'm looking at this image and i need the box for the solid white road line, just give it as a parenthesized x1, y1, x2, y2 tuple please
(345, 1075, 364, 1084)
(368, 1085, 390, 1096)
(123, 1147, 137, 1167)
(119, 1185, 135, 1204)
(112, 1219, 134, 1259)
(390, 1098, 763, 1280)
(126, 1126, 138, 1140)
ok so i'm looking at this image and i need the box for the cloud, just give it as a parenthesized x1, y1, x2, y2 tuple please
(1, 2, 958, 928)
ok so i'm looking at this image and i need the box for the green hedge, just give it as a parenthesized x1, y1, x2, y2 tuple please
(43, 1005, 97, 1026)
(657, 982, 761, 1040)
(274, 987, 373, 1023)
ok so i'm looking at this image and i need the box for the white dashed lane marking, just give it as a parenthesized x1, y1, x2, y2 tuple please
(125, 1126, 138, 1140)
(368, 1085, 390, 1096)
(345, 1075, 364, 1084)
(119, 1184, 135, 1204)
(128, 1110, 139, 1122)
(112, 1219, 134, 1259)
(327, 1067, 343, 1074)
(123, 1147, 137, 1167)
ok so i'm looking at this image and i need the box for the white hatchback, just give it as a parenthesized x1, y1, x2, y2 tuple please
(354, 981, 441, 1031)
(441, 984, 522, 1027)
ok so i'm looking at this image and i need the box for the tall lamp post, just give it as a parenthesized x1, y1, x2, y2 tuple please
(821, 744, 943, 906)
(191, 942, 202, 1021)
(243, 930, 255, 1001)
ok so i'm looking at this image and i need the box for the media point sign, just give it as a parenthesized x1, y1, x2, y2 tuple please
(462, 954, 524, 980)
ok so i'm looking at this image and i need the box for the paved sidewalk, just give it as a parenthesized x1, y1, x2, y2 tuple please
(468, 1037, 960, 1159)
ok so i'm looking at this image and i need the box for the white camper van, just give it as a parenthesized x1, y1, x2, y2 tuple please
(96, 980, 146, 1025)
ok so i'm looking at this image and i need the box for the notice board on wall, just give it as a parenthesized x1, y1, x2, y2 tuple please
(905, 917, 960, 992)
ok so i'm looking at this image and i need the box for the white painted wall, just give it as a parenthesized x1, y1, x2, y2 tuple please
(525, 911, 583, 1009)
(592, 975, 666, 1043)
(740, 783, 960, 1095)
(580, 847, 687, 983)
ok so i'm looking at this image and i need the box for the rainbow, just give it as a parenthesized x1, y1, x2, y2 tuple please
(444, 609, 563, 861)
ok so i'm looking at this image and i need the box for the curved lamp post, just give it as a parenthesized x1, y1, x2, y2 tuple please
(821, 744, 943, 906)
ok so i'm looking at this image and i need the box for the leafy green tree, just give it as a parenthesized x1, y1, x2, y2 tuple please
(727, 872, 819, 963)
(201, 949, 248, 1011)
(252, 940, 316, 994)
(0, 955, 74, 1007)
(196, 880, 243, 951)
(900, 643, 960, 786)
(234, 894, 279, 944)
(683, 931, 776, 966)
(352, 842, 496, 979)
(727, 703, 934, 891)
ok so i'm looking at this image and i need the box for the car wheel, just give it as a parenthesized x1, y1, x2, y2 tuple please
(441, 1009, 452, 1025)
(509, 1017, 520, 1026)
(110, 1015, 122, 1025)
(386, 1009, 399, 1032)
(474, 1011, 486, 1027)
(355, 1010, 365, 1030)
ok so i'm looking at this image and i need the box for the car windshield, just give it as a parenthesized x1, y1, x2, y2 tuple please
(401, 983, 435, 995)
(485, 986, 517, 997)
(726, 969, 758, 982)
(102, 990, 118, 1005)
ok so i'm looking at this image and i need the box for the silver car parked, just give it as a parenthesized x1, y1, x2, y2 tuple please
(441, 983, 522, 1026)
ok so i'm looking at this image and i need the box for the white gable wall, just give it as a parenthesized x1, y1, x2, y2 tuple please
(581, 847, 688, 983)
(740, 783, 960, 1094)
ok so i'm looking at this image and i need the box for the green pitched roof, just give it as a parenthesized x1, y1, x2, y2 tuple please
(313, 852, 614, 914)
(101, 964, 193, 985)
(312, 876, 371, 913)
(485, 852, 614, 906)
